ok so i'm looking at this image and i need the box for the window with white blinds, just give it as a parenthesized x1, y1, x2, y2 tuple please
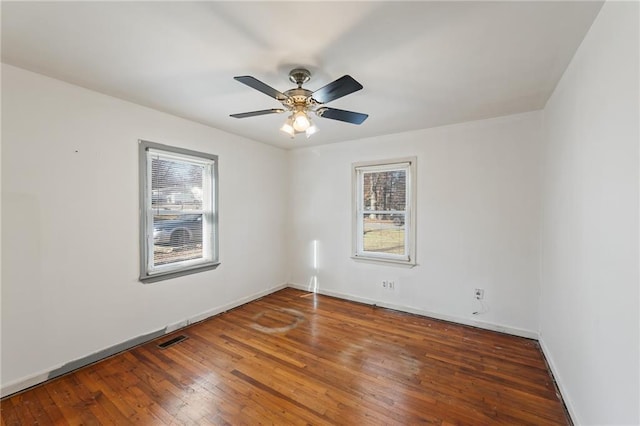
(353, 158, 416, 265)
(139, 140, 219, 282)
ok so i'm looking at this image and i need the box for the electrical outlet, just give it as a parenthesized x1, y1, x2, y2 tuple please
(382, 280, 396, 290)
(474, 288, 484, 300)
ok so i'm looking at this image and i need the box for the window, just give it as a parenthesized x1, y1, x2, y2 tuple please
(353, 158, 416, 265)
(139, 140, 219, 282)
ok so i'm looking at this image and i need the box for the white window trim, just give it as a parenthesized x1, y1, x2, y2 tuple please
(352, 157, 417, 267)
(139, 140, 220, 283)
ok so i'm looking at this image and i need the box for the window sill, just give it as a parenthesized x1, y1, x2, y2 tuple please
(140, 262, 221, 283)
(351, 256, 416, 268)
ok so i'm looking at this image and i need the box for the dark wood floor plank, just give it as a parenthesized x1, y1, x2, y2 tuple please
(73, 369, 133, 425)
(44, 377, 102, 425)
(32, 385, 68, 425)
(1, 288, 570, 424)
(1, 397, 38, 426)
(0, 399, 22, 426)
(57, 373, 117, 424)
(89, 359, 165, 424)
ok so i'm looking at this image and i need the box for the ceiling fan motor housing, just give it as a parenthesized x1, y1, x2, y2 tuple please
(283, 87, 316, 111)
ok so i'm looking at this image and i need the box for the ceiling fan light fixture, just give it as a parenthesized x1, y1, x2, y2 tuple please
(292, 110, 311, 132)
(305, 122, 319, 138)
(280, 118, 295, 137)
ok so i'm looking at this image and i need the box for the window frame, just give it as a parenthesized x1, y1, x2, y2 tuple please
(138, 140, 219, 283)
(352, 157, 417, 266)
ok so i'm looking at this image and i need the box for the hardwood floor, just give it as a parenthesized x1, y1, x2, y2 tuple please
(1, 288, 569, 425)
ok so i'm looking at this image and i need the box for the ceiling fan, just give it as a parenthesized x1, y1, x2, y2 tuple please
(230, 68, 368, 138)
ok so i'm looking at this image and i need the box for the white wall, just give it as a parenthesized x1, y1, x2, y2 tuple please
(1, 64, 289, 393)
(539, 2, 639, 425)
(288, 111, 543, 336)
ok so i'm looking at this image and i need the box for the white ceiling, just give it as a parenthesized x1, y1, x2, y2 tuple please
(1, 1, 603, 149)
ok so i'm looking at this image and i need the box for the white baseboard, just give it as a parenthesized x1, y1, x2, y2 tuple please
(1, 370, 53, 399)
(538, 336, 578, 425)
(287, 282, 539, 339)
(187, 282, 288, 325)
(1, 282, 288, 398)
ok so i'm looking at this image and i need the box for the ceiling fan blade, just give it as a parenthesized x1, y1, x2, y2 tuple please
(317, 107, 368, 125)
(230, 108, 285, 118)
(311, 75, 363, 104)
(234, 76, 288, 100)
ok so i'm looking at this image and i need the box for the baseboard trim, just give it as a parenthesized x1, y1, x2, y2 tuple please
(287, 282, 538, 339)
(538, 336, 579, 425)
(1, 370, 53, 400)
(1, 282, 288, 399)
